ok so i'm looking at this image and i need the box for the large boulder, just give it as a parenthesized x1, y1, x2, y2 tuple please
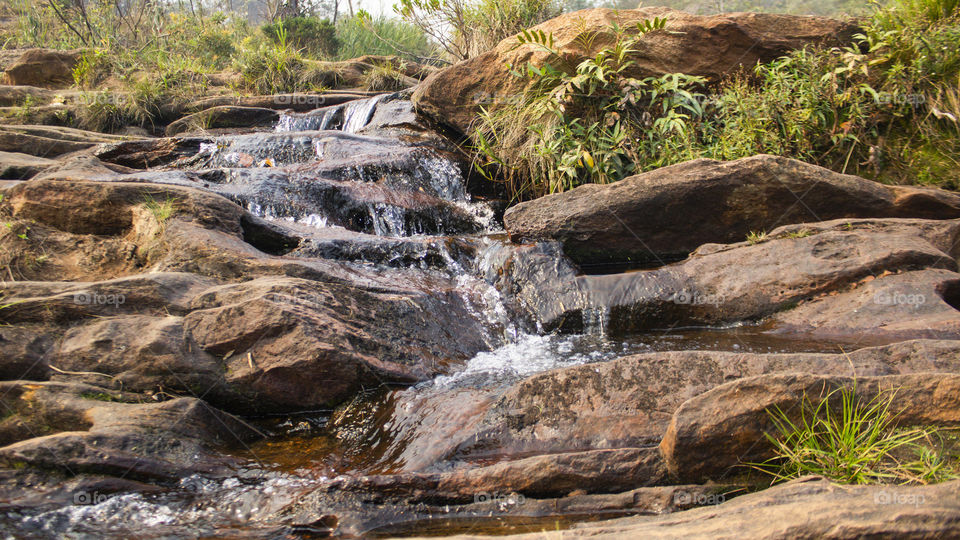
(0, 125, 127, 158)
(503, 155, 960, 265)
(333, 340, 960, 473)
(0, 151, 55, 179)
(1, 49, 82, 88)
(181, 275, 492, 413)
(485, 476, 960, 540)
(660, 372, 960, 483)
(413, 8, 859, 134)
(164, 106, 280, 136)
(505, 217, 960, 337)
(0, 381, 260, 480)
(0, 178, 499, 414)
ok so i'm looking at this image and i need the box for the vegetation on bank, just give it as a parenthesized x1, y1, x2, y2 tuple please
(473, 0, 960, 199)
(1, 0, 956, 196)
(0, 1, 440, 131)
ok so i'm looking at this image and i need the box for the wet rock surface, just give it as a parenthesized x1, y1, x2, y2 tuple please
(472, 476, 960, 540)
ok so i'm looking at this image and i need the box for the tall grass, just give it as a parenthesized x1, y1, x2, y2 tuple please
(755, 384, 959, 485)
(335, 14, 440, 63)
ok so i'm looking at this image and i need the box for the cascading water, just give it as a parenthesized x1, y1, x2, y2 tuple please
(5, 92, 866, 540)
(274, 93, 389, 134)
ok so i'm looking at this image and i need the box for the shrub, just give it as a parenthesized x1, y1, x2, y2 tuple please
(472, 18, 706, 199)
(360, 62, 412, 91)
(262, 16, 340, 58)
(474, 0, 960, 199)
(234, 31, 310, 95)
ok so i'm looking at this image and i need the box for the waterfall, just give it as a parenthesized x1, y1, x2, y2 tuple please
(341, 94, 388, 133)
(275, 94, 388, 134)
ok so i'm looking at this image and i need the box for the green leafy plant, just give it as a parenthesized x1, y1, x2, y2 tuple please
(746, 230, 768, 244)
(395, 0, 561, 61)
(360, 61, 411, 91)
(336, 12, 439, 63)
(784, 229, 813, 239)
(473, 18, 707, 199)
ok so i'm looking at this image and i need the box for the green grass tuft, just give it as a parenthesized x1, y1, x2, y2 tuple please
(755, 384, 960, 485)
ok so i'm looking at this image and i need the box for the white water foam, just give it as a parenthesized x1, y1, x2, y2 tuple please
(429, 334, 609, 388)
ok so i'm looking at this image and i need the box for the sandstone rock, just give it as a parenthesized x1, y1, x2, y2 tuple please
(0, 125, 126, 158)
(0, 85, 50, 107)
(0, 273, 218, 324)
(164, 106, 280, 136)
(94, 137, 206, 169)
(413, 8, 859, 134)
(53, 315, 231, 402)
(340, 340, 960, 473)
(314, 447, 665, 505)
(768, 268, 960, 341)
(524, 218, 960, 335)
(283, 480, 729, 537)
(484, 476, 960, 540)
(187, 91, 379, 113)
(504, 155, 960, 265)
(1, 49, 82, 88)
(0, 381, 260, 480)
(0, 151, 54, 179)
(0, 326, 53, 381)
(0, 179, 501, 414)
(183, 275, 492, 413)
(661, 372, 960, 483)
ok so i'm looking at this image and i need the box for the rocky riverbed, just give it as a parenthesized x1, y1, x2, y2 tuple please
(1, 6, 959, 539)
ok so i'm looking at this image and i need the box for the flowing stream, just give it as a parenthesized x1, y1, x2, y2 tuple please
(4, 93, 856, 538)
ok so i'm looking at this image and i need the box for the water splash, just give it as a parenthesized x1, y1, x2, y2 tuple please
(428, 334, 612, 389)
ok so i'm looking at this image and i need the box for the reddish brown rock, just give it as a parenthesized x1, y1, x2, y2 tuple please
(1, 49, 82, 88)
(660, 372, 960, 483)
(503, 155, 960, 265)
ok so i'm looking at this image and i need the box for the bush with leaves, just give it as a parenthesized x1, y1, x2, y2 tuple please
(472, 18, 706, 199)
(476, 0, 960, 199)
(335, 13, 440, 63)
(690, 0, 960, 188)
